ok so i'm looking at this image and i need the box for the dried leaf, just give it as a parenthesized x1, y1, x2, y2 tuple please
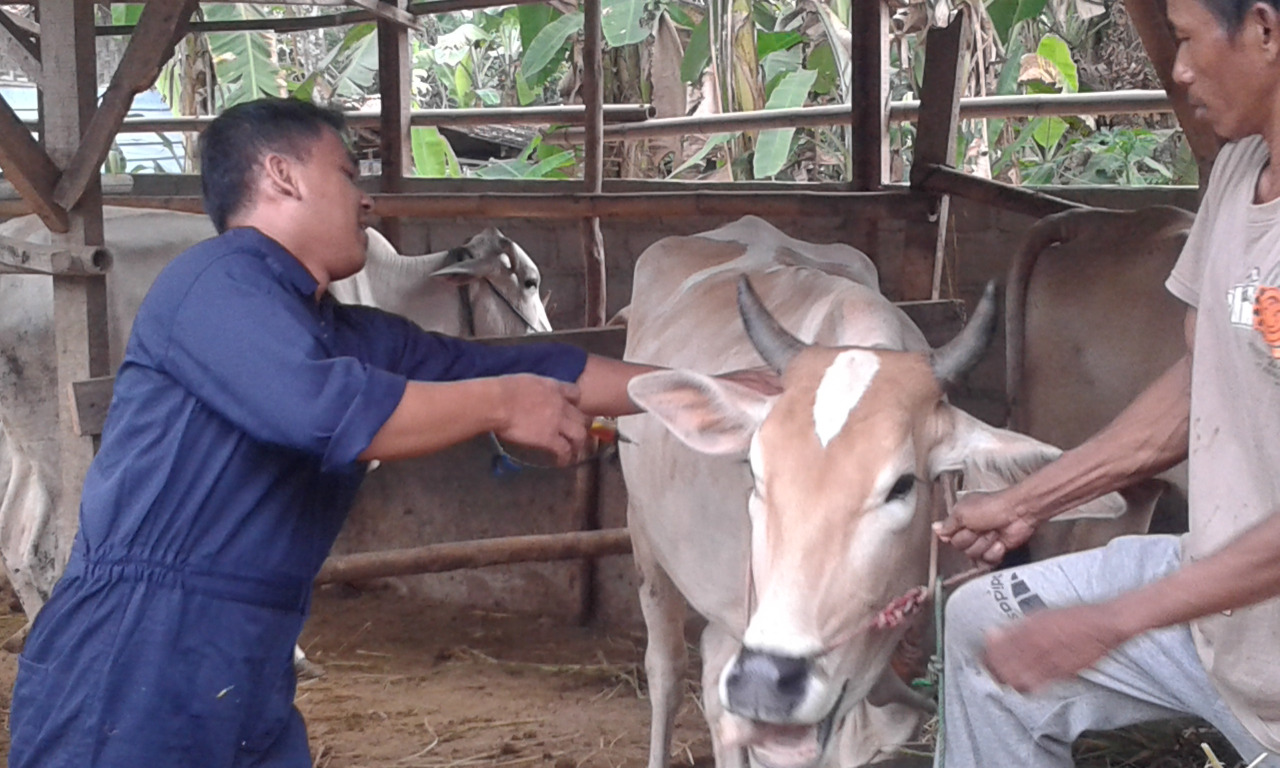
(1017, 53, 1060, 89)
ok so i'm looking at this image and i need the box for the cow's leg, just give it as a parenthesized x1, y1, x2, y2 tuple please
(701, 622, 746, 768)
(293, 643, 325, 679)
(632, 523, 687, 768)
(0, 427, 57, 651)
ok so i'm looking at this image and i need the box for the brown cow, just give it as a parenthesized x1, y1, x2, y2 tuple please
(1005, 205, 1195, 559)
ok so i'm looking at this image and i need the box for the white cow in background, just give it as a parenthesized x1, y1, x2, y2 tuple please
(618, 216, 1130, 768)
(0, 206, 552, 650)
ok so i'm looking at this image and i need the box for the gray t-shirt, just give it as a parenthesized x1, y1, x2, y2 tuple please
(1168, 135, 1280, 751)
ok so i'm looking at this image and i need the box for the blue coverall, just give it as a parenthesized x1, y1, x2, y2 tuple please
(8, 228, 587, 768)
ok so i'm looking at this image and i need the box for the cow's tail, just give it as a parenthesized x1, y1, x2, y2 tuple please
(1005, 208, 1097, 431)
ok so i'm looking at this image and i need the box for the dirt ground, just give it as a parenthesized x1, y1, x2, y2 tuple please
(0, 581, 1246, 768)
(296, 589, 712, 768)
(0, 584, 714, 768)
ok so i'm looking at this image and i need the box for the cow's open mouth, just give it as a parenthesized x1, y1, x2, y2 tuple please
(745, 683, 848, 768)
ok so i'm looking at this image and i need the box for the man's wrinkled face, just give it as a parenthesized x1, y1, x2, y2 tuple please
(1169, 0, 1275, 140)
(294, 128, 372, 281)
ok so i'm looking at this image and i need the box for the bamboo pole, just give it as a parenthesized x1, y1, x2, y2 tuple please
(54, 105, 655, 135)
(314, 529, 634, 584)
(548, 91, 1176, 142)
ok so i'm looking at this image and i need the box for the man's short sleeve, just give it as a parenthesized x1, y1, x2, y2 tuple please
(161, 257, 406, 470)
(1167, 139, 1260, 309)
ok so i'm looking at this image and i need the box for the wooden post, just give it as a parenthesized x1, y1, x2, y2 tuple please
(1125, 0, 1221, 180)
(849, 0, 888, 191)
(575, 0, 607, 625)
(40, 0, 108, 608)
(377, 0, 412, 249)
(580, 0, 606, 328)
(903, 10, 969, 300)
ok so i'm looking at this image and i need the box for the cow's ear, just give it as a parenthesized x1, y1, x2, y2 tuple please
(628, 370, 776, 456)
(929, 407, 1126, 520)
(429, 251, 505, 285)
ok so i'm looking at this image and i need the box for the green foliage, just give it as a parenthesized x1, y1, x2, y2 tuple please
(754, 68, 817, 178)
(680, 17, 711, 84)
(519, 12, 583, 82)
(985, 0, 1048, 45)
(111, 4, 144, 25)
(668, 133, 738, 177)
(602, 0, 651, 47)
(203, 5, 284, 109)
(411, 127, 462, 178)
(293, 23, 378, 104)
(474, 136, 577, 179)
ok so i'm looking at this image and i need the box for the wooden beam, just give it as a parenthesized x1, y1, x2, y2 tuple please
(909, 11, 969, 188)
(315, 529, 634, 584)
(0, 237, 111, 276)
(1125, 0, 1221, 170)
(52, 0, 197, 212)
(377, 0, 412, 249)
(349, 0, 420, 28)
(58, 189, 932, 221)
(914, 163, 1085, 218)
(849, 0, 888, 189)
(0, 93, 67, 232)
(904, 9, 969, 300)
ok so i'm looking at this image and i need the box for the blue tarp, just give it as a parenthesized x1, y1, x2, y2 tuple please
(0, 85, 186, 174)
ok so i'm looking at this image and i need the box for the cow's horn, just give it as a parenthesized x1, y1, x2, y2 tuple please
(738, 276, 806, 374)
(930, 281, 998, 386)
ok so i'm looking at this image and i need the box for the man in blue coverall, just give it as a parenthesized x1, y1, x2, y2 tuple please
(6, 98, 710, 768)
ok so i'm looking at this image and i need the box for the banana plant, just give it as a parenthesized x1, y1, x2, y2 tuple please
(203, 4, 286, 109)
(293, 22, 379, 105)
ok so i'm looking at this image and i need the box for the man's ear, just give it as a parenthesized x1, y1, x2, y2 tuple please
(263, 153, 303, 201)
(1250, 1, 1280, 55)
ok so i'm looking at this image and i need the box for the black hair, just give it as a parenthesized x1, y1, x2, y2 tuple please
(198, 98, 347, 232)
(1199, 0, 1280, 33)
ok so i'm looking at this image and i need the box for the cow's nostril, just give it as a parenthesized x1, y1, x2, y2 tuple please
(773, 654, 808, 698)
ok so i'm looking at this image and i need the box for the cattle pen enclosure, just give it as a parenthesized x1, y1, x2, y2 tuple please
(0, 1, 1231, 767)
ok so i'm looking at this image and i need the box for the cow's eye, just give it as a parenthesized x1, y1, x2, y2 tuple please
(887, 474, 915, 502)
(524, 278, 538, 290)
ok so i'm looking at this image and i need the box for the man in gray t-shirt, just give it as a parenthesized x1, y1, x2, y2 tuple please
(932, 0, 1280, 764)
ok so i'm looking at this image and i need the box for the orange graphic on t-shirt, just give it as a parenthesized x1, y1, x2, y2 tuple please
(1253, 286, 1280, 359)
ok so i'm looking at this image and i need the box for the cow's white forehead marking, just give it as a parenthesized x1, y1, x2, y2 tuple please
(813, 350, 880, 447)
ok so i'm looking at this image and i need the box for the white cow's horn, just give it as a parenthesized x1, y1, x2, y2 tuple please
(931, 280, 998, 387)
(738, 275, 806, 374)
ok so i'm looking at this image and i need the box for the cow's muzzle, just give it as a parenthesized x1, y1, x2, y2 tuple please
(723, 648, 812, 723)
